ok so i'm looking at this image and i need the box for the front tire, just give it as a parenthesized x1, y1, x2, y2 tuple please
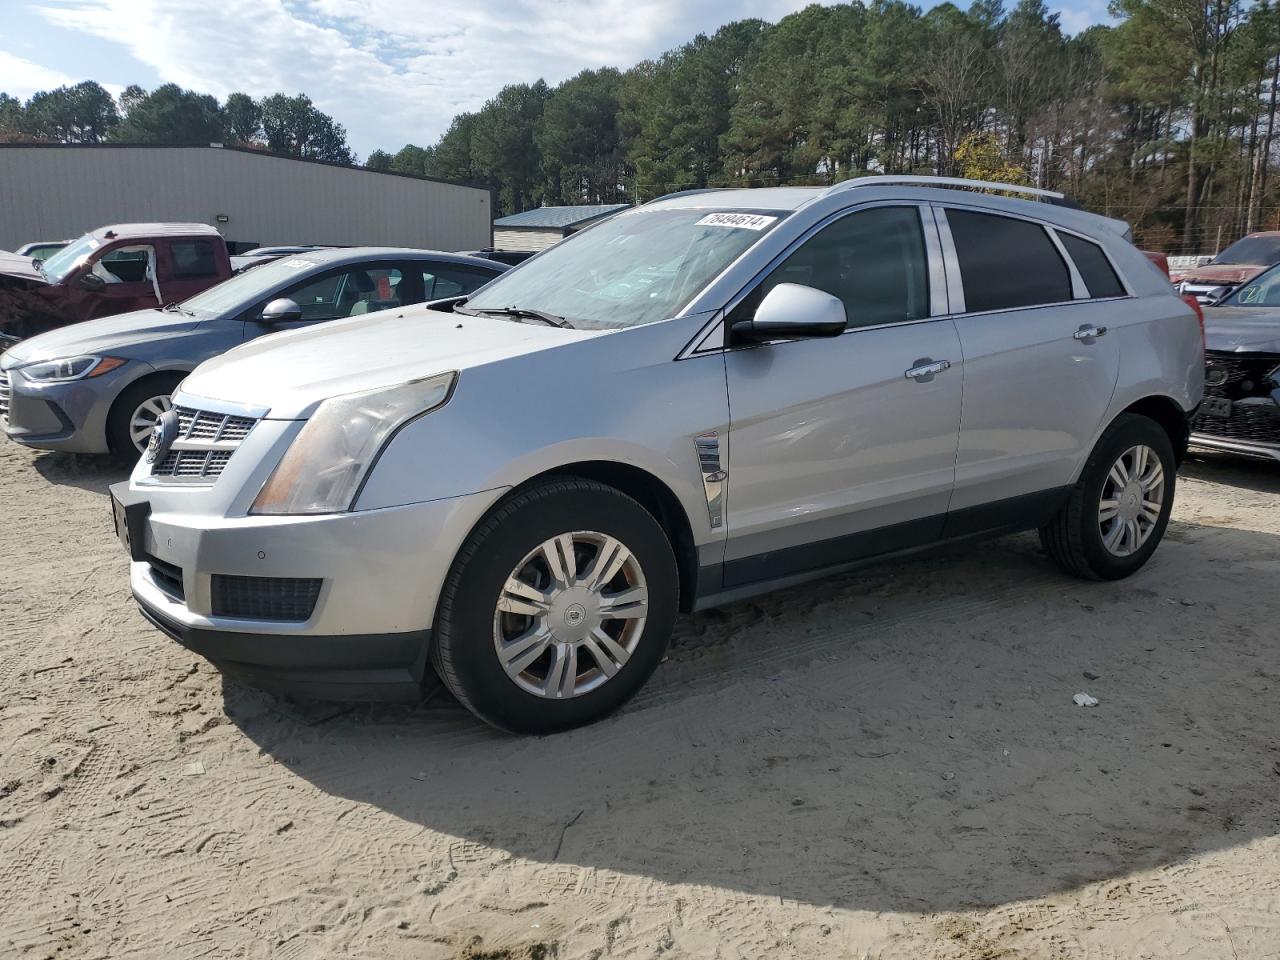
(1040, 413, 1176, 580)
(106, 374, 185, 458)
(432, 478, 679, 733)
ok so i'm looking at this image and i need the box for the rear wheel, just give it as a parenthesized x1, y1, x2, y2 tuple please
(432, 478, 678, 733)
(106, 374, 185, 458)
(1039, 413, 1176, 580)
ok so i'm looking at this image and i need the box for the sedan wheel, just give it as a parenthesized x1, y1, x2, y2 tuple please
(1097, 443, 1165, 557)
(494, 531, 648, 699)
(129, 395, 173, 453)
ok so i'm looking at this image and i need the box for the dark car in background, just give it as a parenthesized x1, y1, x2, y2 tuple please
(0, 247, 505, 456)
(230, 245, 331, 274)
(0, 223, 234, 345)
(1190, 261, 1280, 462)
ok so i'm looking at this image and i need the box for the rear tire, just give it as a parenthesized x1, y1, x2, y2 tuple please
(1039, 413, 1176, 580)
(432, 478, 678, 734)
(106, 373, 185, 458)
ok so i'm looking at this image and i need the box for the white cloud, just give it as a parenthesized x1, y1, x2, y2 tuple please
(33, 0, 818, 156)
(0, 48, 124, 100)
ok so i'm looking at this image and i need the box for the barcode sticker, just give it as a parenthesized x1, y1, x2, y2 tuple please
(695, 213, 778, 230)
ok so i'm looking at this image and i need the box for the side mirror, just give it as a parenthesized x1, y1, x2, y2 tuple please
(731, 283, 847, 343)
(77, 273, 107, 292)
(258, 298, 303, 323)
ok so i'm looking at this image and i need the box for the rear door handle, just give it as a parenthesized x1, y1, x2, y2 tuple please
(904, 358, 951, 382)
(1073, 324, 1108, 341)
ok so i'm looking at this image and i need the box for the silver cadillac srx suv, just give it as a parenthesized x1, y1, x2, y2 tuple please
(111, 177, 1204, 733)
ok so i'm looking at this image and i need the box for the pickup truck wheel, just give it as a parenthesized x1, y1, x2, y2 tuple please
(1039, 413, 1176, 580)
(106, 374, 185, 458)
(432, 478, 678, 734)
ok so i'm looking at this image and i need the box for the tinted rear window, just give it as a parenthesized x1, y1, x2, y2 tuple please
(947, 209, 1072, 312)
(1060, 233, 1125, 298)
(171, 240, 218, 278)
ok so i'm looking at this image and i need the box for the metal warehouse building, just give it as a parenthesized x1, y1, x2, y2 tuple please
(492, 204, 628, 252)
(0, 144, 493, 253)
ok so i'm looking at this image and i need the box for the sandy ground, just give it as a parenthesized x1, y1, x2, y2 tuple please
(1, 438, 1279, 960)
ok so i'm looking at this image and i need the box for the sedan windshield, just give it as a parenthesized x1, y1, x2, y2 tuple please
(39, 234, 99, 283)
(180, 255, 323, 315)
(1222, 262, 1280, 307)
(465, 208, 785, 328)
(1211, 235, 1280, 266)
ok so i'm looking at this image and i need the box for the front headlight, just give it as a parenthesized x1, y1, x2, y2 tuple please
(251, 372, 456, 515)
(20, 356, 127, 382)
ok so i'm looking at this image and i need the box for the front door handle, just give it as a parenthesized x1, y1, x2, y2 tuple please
(1073, 324, 1108, 341)
(904, 358, 951, 383)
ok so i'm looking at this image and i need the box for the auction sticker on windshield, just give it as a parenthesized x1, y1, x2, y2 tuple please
(696, 213, 778, 230)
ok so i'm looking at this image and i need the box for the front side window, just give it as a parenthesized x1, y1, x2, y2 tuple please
(286, 266, 405, 320)
(465, 208, 785, 329)
(94, 245, 153, 284)
(1059, 233, 1125, 298)
(947, 209, 1072, 312)
(736, 206, 930, 329)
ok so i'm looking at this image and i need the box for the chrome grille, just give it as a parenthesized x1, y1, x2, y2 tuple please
(149, 405, 257, 481)
(0, 370, 10, 427)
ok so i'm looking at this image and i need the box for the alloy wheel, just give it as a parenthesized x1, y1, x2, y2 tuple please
(1098, 443, 1164, 558)
(129, 395, 173, 453)
(493, 531, 648, 699)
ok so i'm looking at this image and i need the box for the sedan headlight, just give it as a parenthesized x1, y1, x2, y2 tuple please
(251, 372, 456, 515)
(20, 356, 127, 382)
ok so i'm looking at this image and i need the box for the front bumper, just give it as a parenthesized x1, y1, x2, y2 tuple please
(0, 359, 138, 453)
(120, 481, 505, 700)
(1190, 394, 1280, 462)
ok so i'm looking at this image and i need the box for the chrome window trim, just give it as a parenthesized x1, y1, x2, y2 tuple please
(1045, 226, 1089, 299)
(932, 207, 966, 314)
(677, 200, 943, 359)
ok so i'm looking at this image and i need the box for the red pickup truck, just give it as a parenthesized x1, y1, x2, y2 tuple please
(0, 223, 233, 345)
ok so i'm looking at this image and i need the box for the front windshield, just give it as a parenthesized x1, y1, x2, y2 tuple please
(1212, 235, 1280, 266)
(1222, 262, 1280, 307)
(466, 208, 785, 328)
(180, 255, 321, 315)
(40, 234, 99, 283)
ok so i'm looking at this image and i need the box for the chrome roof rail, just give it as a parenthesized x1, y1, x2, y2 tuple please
(822, 175, 1066, 202)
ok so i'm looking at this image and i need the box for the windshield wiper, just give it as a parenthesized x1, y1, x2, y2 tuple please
(463, 305, 574, 329)
(162, 302, 194, 316)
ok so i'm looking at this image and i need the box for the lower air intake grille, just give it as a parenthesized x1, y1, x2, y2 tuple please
(1192, 403, 1280, 447)
(0, 370, 10, 426)
(146, 555, 185, 602)
(211, 575, 322, 622)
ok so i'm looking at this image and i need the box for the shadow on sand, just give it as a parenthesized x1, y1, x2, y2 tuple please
(220, 472, 1280, 913)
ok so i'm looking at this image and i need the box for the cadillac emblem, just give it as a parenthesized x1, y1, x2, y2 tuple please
(145, 408, 180, 463)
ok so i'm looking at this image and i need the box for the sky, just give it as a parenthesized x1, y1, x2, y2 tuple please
(0, 0, 1114, 159)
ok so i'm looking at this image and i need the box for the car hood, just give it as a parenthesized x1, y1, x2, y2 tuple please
(180, 308, 605, 419)
(1203, 305, 1280, 353)
(0, 250, 45, 282)
(1, 307, 202, 367)
(1183, 263, 1267, 286)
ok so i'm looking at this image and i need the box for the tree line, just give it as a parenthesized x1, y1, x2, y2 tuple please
(2, 0, 1277, 253)
(0, 83, 354, 164)
(368, 0, 1280, 254)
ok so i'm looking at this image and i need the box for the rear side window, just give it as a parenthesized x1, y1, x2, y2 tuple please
(1059, 233, 1125, 298)
(423, 265, 498, 300)
(171, 240, 218, 278)
(946, 209, 1071, 312)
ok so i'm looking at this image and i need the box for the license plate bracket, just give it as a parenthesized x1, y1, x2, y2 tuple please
(110, 482, 151, 563)
(1202, 396, 1233, 419)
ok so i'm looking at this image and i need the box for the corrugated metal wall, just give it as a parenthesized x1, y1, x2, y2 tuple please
(493, 228, 562, 252)
(0, 146, 492, 252)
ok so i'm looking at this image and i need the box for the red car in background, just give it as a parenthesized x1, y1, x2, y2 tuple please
(1172, 230, 1280, 304)
(0, 223, 233, 346)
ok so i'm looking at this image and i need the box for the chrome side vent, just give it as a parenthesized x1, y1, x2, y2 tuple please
(694, 432, 726, 529)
